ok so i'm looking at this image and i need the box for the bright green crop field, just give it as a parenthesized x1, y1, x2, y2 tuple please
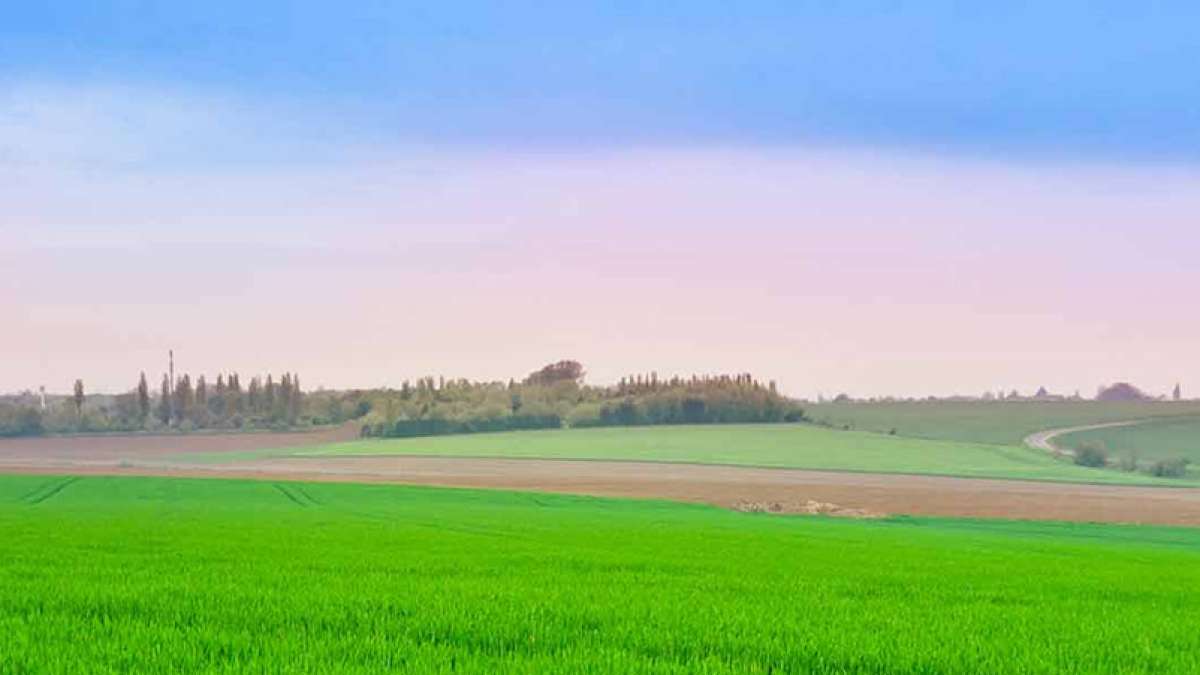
(805, 400, 1200, 446)
(1058, 416, 1200, 463)
(2, 475, 1200, 673)
(287, 424, 1192, 485)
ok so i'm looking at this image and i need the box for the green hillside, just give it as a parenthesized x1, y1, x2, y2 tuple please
(288, 424, 1192, 485)
(805, 400, 1200, 445)
(1058, 416, 1200, 463)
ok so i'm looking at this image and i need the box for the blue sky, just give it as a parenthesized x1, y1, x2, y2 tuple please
(4, 3, 1200, 395)
(4, 1, 1199, 162)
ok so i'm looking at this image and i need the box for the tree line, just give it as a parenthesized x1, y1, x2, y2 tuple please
(358, 361, 805, 439)
(149, 372, 304, 429)
(0, 371, 305, 436)
(3, 360, 806, 439)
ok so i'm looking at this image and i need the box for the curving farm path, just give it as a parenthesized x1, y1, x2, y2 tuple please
(1023, 420, 1145, 455)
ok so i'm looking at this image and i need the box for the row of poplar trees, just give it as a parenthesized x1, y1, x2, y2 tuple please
(133, 372, 303, 427)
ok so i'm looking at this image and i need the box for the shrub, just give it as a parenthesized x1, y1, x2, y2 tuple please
(1147, 458, 1190, 478)
(1116, 454, 1139, 472)
(1073, 444, 1108, 468)
(353, 400, 372, 418)
(566, 402, 604, 428)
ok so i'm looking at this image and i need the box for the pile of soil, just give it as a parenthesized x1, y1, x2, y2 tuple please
(732, 498, 884, 518)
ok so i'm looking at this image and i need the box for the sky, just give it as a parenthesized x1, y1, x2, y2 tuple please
(3, 2, 1199, 397)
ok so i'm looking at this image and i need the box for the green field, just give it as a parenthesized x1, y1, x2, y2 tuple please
(1058, 416, 1200, 463)
(805, 400, 1200, 445)
(3, 475, 1199, 673)
(287, 424, 1193, 485)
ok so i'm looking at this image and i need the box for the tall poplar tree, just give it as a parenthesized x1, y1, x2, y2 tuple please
(289, 374, 302, 423)
(72, 379, 85, 421)
(157, 374, 171, 425)
(137, 373, 151, 425)
(247, 377, 261, 413)
(264, 375, 276, 417)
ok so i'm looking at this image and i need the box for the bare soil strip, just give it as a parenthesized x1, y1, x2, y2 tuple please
(0, 424, 358, 461)
(3, 430, 1198, 525)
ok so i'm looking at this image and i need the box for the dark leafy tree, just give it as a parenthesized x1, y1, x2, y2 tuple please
(137, 373, 151, 425)
(289, 374, 302, 423)
(265, 375, 276, 416)
(229, 373, 243, 415)
(157, 374, 171, 425)
(212, 374, 227, 418)
(173, 375, 194, 424)
(72, 380, 85, 420)
(524, 360, 584, 386)
(247, 377, 261, 413)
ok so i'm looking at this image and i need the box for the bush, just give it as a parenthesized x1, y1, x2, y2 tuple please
(566, 402, 604, 428)
(381, 414, 562, 439)
(1116, 454, 1139, 472)
(1073, 444, 1108, 468)
(0, 406, 45, 437)
(1147, 458, 1190, 478)
(353, 400, 372, 418)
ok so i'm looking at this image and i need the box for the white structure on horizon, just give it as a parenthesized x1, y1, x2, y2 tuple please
(39, 386, 46, 410)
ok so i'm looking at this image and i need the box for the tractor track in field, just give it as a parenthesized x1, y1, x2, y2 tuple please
(273, 482, 310, 508)
(2, 427, 1199, 526)
(20, 476, 82, 505)
(273, 482, 321, 508)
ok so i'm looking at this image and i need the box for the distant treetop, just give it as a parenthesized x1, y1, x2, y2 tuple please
(523, 360, 585, 387)
(1096, 382, 1150, 402)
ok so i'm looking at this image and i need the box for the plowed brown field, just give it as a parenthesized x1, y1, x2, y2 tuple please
(3, 430, 1198, 525)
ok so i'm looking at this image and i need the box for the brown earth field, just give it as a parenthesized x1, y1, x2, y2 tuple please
(3, 429, 1199, 526)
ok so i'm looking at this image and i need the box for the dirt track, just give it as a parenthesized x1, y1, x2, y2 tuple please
(3, 430, 1199, 526)
(1023, 420, 1144, 455)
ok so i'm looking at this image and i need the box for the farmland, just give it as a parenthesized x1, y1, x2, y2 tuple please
(805, 400, 1200, 446)
(3, 474, 1200, 673)
(293, 423, 1195, 485)
(1057, 416, 1200, 463)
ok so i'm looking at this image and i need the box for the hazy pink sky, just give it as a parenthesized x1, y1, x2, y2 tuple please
(4, 138, 1198, 398)
(7, 7, 1200, 399)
